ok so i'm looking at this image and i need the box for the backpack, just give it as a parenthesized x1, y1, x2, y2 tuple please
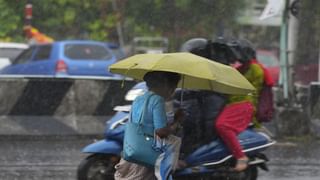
(257, 83, 274, 122)
(254, 60, 275, 123)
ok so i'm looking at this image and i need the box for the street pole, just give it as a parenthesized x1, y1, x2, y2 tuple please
(287, 0, 299, 100)
(318, 46, 320, 81)
(279, 0, 289, 101)
(111, 0, 124, 47)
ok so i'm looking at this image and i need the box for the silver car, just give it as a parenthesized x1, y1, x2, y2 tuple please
(0, 42, 28, 69)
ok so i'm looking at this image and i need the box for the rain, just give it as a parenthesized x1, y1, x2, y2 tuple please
(0, 0, 319, 179)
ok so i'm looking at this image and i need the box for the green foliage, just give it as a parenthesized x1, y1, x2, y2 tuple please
(0, 0, 245, 48)
(123, 0, 245, 50)
(0, 0, 24, 42)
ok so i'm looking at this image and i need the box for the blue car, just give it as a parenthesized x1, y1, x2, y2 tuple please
(0, 40, 118, 77)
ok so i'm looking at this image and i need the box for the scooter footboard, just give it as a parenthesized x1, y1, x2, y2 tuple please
(185, 129, 274, 166)
(82, 139, 122, 155)
(239, 130, 274, 153)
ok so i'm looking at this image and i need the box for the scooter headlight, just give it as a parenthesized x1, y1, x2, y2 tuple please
(125, 88, 145, 101)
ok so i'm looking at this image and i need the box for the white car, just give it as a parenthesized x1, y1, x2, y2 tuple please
(0, 42, 28, 69)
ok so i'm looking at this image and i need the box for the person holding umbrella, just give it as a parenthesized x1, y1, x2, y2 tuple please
(114, 71, 184, 180)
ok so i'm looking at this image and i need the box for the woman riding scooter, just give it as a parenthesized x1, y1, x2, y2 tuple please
(215, 38, 273, 172)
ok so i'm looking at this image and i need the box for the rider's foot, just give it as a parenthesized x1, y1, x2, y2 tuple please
(233, 156, 249, 172)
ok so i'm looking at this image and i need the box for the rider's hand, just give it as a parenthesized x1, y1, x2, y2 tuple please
(174, 108, 185, 123)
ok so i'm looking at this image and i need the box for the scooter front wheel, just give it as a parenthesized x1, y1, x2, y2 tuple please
(77, 154, 120, 180)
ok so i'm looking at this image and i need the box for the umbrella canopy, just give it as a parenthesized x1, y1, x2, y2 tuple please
(109, 52, 255, 95)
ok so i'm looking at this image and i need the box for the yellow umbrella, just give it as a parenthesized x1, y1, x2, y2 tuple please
(109, 52, 255, 95)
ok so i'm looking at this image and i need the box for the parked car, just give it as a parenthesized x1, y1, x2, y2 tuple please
(131, 36, 169, 54)
(256, 49, 280, 84)
(105, 42, 127, 61)
(0, 42, 28, 69)
(0, 40, 117, 77)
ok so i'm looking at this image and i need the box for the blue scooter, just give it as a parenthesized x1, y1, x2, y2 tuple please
(77, 83, 275, 180)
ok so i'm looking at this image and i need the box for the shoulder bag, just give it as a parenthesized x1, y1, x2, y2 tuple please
(123, 93, 163, 167)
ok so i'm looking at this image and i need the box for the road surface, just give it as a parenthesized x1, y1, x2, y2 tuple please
(0, 135, 319, 180)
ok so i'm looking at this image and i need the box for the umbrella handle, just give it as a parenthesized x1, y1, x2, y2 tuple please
(121, 79, 125, 88)
(180, 75, 184, 103)
(121, 63, 139, 88)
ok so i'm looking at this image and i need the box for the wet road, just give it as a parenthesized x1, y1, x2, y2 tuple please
(0, 135, 89, 180)
(0, 135, 319, 180)
(259, 139, 320, 180)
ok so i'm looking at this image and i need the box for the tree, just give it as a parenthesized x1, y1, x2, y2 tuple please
(0, 0, 25, 42)
(28, 0, 119, 41)
(0, 0, 245, 49)
(123, 0, 245, 50)
(0, 0, 119, 42)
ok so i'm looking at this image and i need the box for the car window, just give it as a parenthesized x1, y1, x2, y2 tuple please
(33, 45, 52, 61)
(109, 48, 125, 60)
(13, 47, 36, 64)
(0, 48, 25, 61)
(64, 44, 112, 60)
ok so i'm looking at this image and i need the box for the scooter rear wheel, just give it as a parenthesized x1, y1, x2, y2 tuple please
(77, 154, 119, 180)
(173, 166, 258, 180)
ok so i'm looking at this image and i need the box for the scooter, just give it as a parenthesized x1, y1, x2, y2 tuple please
(77, 83, 275, 180)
